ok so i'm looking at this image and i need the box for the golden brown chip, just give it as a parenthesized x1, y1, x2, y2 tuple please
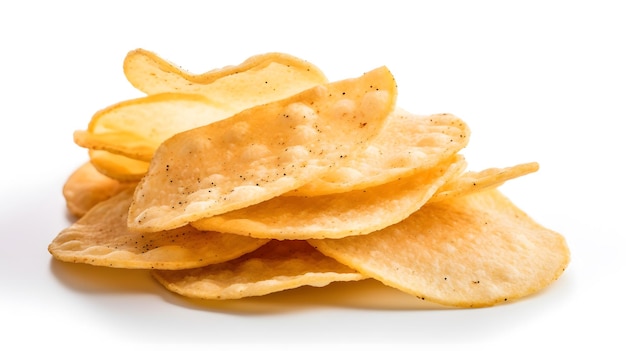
(128, 66, 398, 232)
(49, 188, 269, 270)
(192, 155, 466, 240)
(287, 109, 470, 196)
(152, 240, 366, 300)
(429, 162, 540, 202)
(309, 189, 570, 308)
(123, 49, 328, 99)
(63, 161, 136, 218)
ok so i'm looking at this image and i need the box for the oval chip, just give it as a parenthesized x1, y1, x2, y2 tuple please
(128, 66, 398, 232)
(123, 49, 328, 99)
(192, 156, 466, 239)
(152, 240, 366, 300)
(309, 189, 570, 308)
(288, 109, 470, 196)
(49, 189, 269, 270)
(75, 50, 329, 181)
(88, 149, 151, 182)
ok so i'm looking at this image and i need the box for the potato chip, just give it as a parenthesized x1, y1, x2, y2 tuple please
(88, 149, 150, 182)
(74, 50, 329, 181)
(49, 188, 269, 270)
(49, 49, 569, 309)
(63, 161, 136, 218)
(430, 162, 539, 202)
(75, 93, 239, 165)
(152, 240, 366, 300)
(309, 189, 570, 307)
(123, 49, 328, 99)
(287, 109, 470, 196)
(128, 66, 398, 232)
(192, 155, 465, 239)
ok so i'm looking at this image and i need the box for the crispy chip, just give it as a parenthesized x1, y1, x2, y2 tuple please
(74, 93, 234, 163)
(50, 49, 569, 309)
(192, 155, 466, 239)
(124, 49, 328, 100)
(88, 149, 150, 182)
(309, 189, 570, 307)
(74, 51, 328, 181)
(128, 66, 398, 232)
(430, 162, 539, 202)
(287, 109, 470, 196)
(63, 162, 136, 218)
(152, 240, 366, 300)
(49, 189, 269, 269)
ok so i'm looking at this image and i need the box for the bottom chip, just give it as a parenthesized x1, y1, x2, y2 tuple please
(152, 240, 367, 299)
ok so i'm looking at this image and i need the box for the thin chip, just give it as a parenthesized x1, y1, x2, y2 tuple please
(287, 109, 470, 196)
(74, 51, 328, 181)
(192, 155, 466, 239)
(49, 188, 269, 270)
(88, 149, 150, 182)
(152, 240, 366, 300)
(123, 49, 328, 99)
(430, 162, 540, 202)
(309, 189, 570, 307)
(75, 93, 241, 180)
(128, 66, 398, 232)
(63, 161, 136, 218)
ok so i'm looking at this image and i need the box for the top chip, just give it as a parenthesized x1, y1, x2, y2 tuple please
(127, 66, 398, 232)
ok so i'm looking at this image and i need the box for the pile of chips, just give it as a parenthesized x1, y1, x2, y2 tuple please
(49, 49, 570, 307)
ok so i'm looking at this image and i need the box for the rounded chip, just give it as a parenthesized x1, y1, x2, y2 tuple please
(74, 93, 233, 163)
(287, 109, 470, 196)
(128, 66, 398, 232)
(152, 240, 366, 300)
(192, 156, 466, 239)
(309, 189, 570, 308)
(49, 189, 269, 270)
(124, 49, 328, 99)
(63, 161, 136, 218)
(88, 149, 150, 182)
(74, 50, 329, 180)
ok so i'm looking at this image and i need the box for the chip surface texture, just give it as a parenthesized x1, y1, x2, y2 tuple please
(128, 67, 397, 232)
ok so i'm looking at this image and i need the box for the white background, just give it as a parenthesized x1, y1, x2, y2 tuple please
(1, 0, 624, 348)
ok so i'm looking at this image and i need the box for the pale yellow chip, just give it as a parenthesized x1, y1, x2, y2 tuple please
(287, 109, 470, 196)
(310, 189, 570, 308)
(128, 66, 398, 232)
(192, 155, 466, 239)
(123, 49, 328, 99)
(63, 161, 136, 218)
(49, 188, 269, 270)
(74, 50, 328, 180)
(152, 240, 366, 300)
(74, 93, 233, 163)
(88, 149, 150, 182)
(430, 162, 540, 202)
